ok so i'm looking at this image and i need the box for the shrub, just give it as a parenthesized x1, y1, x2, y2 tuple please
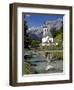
(23, 62, 34, 74)
(51, 51, 63, 60)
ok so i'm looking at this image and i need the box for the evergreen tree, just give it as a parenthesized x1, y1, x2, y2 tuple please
(24, 18, 30, 48)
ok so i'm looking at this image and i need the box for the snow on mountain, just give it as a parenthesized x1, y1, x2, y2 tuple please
(27, 18, 63, 40)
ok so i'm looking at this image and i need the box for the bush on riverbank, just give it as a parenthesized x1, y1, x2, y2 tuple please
(23, 62, 34, 74)
(50, 51, 63, 60)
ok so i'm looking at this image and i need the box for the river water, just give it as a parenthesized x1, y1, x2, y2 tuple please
(25, 53, 63, 74)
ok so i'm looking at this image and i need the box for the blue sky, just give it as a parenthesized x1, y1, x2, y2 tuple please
(24, 14, 63, 28)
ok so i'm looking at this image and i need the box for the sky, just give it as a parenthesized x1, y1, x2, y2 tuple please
(24, 13, 63, 28)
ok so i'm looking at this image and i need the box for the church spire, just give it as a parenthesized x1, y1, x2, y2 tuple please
(42, 25, 52, 38)
(42, 25, 53, 46)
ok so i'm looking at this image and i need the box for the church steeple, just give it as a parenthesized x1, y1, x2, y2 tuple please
(42, 25, 53, 46)
(42, 25, 52, 38)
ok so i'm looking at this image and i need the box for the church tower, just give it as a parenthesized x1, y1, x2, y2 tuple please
(42, 25, 53, 46)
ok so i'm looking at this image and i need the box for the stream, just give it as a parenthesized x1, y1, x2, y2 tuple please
(24, 52, 63, 74)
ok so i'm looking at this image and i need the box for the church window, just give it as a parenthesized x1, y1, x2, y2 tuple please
(45, 29, 46, 32)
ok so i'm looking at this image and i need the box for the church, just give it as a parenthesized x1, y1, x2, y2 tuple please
(42, 25, 54, 46)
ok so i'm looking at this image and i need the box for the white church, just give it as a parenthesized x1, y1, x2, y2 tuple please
(42, 25, 58, 46)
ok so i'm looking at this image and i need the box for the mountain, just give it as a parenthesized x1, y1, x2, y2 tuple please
(27, 18, 63, 41)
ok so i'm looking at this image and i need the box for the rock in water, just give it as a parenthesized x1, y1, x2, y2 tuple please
(45, 65, 53, 71)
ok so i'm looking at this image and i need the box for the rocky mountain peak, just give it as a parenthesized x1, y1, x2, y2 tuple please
(27, 18, 63, 40)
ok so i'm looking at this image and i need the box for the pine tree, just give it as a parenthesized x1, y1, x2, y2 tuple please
(24, 18, 29, 48)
